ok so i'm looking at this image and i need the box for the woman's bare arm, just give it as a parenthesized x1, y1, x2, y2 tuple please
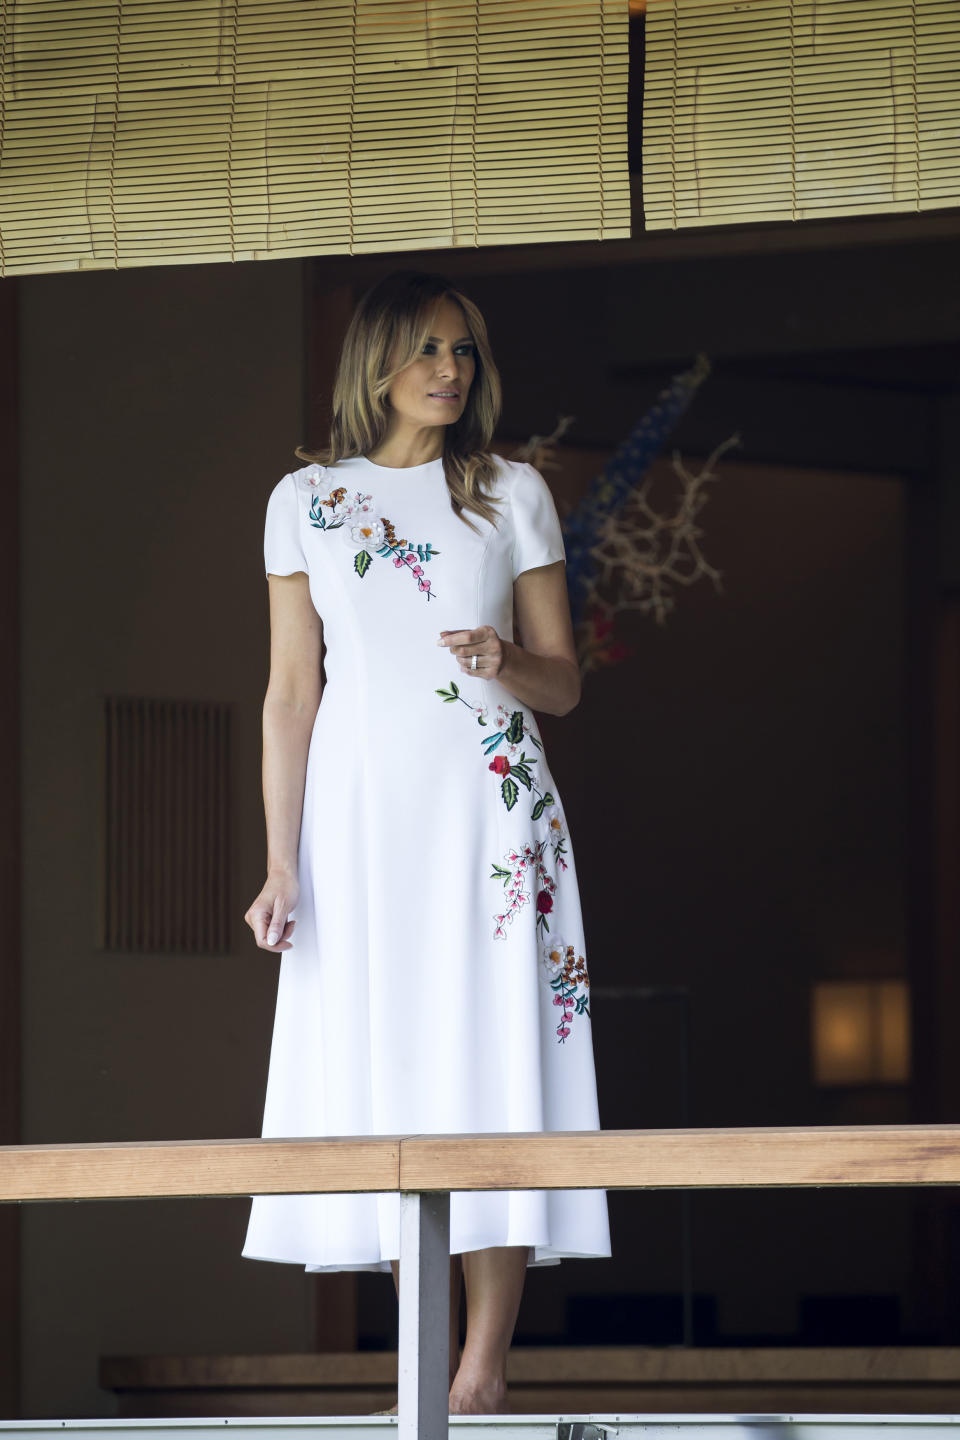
(497, 560, 581, 716)
(244, 572, 323, 951)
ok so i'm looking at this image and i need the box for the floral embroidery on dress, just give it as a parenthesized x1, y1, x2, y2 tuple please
(432, 646, 584, 1044)
(489, 806, 569, 940)
(545, 808, 570, 871)
(490, 840, 556, 939)
(489, 813, 584, 1042)
(307, 470, 439, 601)
(540, 937, 590, 1043)
(434, 686, 555, 818)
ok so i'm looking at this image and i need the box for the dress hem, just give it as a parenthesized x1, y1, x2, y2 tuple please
(241, 1243, 611, 1273)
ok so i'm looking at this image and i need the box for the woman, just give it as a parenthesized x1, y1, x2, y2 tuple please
(242, 270, 610, 1415)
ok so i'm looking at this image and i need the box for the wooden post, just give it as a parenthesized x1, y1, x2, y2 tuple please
(311, 1272, 359, 1352)
(0, 274, 21, 1420)
(397, 1190, 450, 1440)
(303, 261, 356, 450)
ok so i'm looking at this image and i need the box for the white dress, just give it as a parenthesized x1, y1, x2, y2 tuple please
(242, 453, 611, 1272)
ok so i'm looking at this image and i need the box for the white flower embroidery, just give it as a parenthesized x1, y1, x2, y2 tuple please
(349, 515, 386, 549)
(308, 481, 439, 601)
(539, 937, 569, 978)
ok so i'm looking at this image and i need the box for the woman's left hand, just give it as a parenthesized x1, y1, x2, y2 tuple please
(437, 624, 507, 679)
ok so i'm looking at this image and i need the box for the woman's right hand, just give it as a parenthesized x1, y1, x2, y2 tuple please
(245, 868, 300, 952)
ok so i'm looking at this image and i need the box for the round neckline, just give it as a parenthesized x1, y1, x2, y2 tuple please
(350, 454, 444, 475)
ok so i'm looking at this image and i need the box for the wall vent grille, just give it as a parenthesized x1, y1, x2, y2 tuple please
(102, 697, 232, 953)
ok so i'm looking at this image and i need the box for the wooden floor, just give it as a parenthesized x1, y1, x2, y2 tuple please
(99, 1348, 960, 1418)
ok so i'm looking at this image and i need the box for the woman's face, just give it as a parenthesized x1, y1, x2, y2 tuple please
(385, 296, 476, 431)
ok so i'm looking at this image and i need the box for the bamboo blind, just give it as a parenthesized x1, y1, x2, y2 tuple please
(101, 697, 232, 953)
(0, 0, 630, 276)
(642, 0, 960, 229)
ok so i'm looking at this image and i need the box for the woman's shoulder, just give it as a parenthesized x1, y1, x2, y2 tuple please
(283, 461, 338, 494)
(487, 452, 541, 489)
(489, 451, 525, 473)
(290, 457, 374, 486)
(487, 453, 554, 505)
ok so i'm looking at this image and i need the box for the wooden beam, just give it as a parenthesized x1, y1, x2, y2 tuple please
(3, 1125, 960, 1203)
(99, 1345, 960, 1390)
(0, 1136, 402, 1202)
(398, 1125, 960, 1192)
(318, 206, 960, 287)
(95, 1347, 960, 1419)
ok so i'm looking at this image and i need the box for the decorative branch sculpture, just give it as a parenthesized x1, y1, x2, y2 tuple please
(512, 354, 739, 676)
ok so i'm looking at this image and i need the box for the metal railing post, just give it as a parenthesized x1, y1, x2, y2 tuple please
(398, 1189, 450, 1440)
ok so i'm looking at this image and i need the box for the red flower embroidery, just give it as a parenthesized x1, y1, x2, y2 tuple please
(536, 891, 553, 915)
(489, 754, 511, 776)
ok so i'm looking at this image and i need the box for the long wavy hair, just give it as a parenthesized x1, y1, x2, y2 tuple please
(294, 270, 505, 534)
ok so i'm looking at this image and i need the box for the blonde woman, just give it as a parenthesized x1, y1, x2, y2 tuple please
(242, 270, 610, 1415)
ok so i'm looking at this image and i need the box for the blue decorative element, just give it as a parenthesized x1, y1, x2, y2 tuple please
(561, 356, 709, 628)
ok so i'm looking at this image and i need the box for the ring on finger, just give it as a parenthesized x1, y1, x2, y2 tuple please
(471, 653, 478, 670)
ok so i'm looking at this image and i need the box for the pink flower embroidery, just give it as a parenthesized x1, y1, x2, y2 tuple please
(539, 940, 590, 1044)
(308, 482, 439, 600)
(490, 840, 555, 940)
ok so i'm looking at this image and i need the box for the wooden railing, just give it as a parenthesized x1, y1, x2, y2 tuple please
(4, 1124, 960, 1439)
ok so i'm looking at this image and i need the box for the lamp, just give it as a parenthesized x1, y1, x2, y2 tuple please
(811, 979, 911, 1086)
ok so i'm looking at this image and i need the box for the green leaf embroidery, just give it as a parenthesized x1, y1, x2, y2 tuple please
(309, 498, 345, 531)
(309, 492, 436, 595)
(438, 678, 564, 837)
(490, 862, 512, 883)
(505, 711, 525, 745)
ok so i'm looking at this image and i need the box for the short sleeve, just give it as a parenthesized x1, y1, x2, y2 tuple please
(509, 461, 566, 581)
(264, 472, 308, 578)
